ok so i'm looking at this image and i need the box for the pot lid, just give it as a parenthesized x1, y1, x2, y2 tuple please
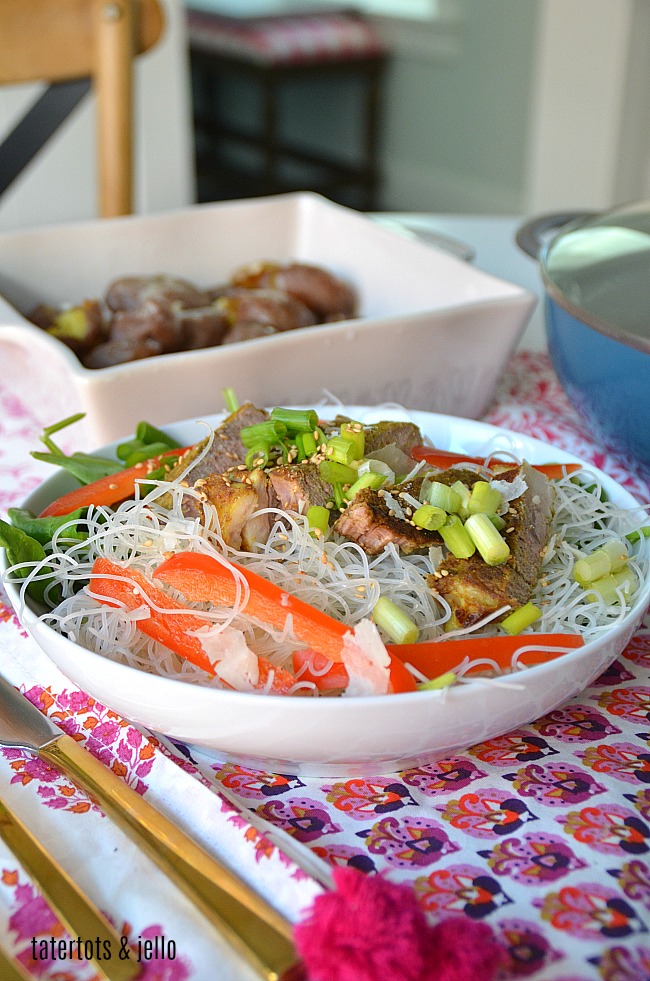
(543, 202, 650, 343)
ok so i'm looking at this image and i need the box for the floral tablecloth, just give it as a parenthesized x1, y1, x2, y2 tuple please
(1, 351, 649, 981)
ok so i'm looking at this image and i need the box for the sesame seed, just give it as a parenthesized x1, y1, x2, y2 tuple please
(109, 483, 118, 490)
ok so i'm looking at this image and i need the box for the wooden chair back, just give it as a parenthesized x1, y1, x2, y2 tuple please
(0, 0, 165, 217)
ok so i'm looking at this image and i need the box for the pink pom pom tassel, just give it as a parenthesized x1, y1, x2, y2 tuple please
(292, 867, 502, 981)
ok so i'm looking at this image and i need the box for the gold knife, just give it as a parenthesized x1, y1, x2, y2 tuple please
(0, 797, 139, 981)
(0, 673, 301, 981)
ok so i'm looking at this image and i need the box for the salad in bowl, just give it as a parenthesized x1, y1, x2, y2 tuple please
(1, 396, 648, 774)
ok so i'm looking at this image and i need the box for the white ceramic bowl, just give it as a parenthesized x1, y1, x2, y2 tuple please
(0, 193, 535, 448)
(4, 408, 649, 777)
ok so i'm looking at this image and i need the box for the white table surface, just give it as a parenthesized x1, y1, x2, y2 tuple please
(376, 214, 547, 352)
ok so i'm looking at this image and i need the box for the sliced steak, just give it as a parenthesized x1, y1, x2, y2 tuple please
(196, 467, 273, 550)
(230, 261, 357, 321)
(162, 402, 268, 517)
(432, 462, 555, 629)
(221, 321, 278, 345)
(363, 421, 423, 457)
(215, 287, 317, 332)
(106, 275, 211, 312)
(109, 297, 183, 353)
(333, 486, 439, 555)
(331, 466, 480, 556)
(268, 462, 333, 515)
(176, 306, 230, 350)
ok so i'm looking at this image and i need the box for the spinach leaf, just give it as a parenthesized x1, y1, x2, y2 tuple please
(0, 518, 58, 606)
(30, 450, 122, 486)
(8, 508, 87, 546)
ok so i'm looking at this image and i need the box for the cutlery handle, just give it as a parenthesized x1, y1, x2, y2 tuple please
(41, 734, 297, 981)
(0, 797, 139, 981)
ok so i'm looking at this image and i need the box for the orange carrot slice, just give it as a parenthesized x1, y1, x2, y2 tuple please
(410, 446, 583, 480)
(90, 557, 295, 693)
(154, 551, 351, 661)
(40, 446, 193, 518)
(154, 551, 416, 692)
(388, 633, 585, 679)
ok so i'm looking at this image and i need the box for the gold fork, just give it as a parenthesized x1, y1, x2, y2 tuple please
(0, 672, 302, 980)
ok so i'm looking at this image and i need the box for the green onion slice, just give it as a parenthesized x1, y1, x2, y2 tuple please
(373, 596, 419, 645)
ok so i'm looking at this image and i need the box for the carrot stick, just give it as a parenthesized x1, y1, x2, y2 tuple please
(40, 446, 193, 518)
(410, 446, 583, 480)
(90, 557, 295, 693)
(154, 551, 351, 661)
(388, 633, 584, 679)
(154, 551, 417, 692)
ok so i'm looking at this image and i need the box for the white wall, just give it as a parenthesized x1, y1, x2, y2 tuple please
(524, 0, 649, 213)
(0, 0, 195, 233)
(378, 0, 537, 214)
(378, 0, 650, 216)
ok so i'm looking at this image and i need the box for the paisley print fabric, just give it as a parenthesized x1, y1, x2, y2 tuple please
(0, 352, 649, 979)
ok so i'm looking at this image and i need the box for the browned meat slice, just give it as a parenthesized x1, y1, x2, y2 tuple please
(333, 486, 440, 555)
(163, 402, 269, 516)
(332, 464, 487, 556)
(221, 322, 278, 345)
(363, 421, 423, 457)
(215, 288, 317, 332)
(432, 462, 555, 629)
(106, 275, 211, 312)
(268, 462, 333, 515)
(230, 261, 357, 321)
(196, 468, 272, 550)
(83, 336, 163, 368)
(176, 306, 230, 350)
(109, 298, 183, 353)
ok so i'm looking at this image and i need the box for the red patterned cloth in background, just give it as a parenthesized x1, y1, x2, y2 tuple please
(0, 352, 648, 981)
(186, 8, 387, 65)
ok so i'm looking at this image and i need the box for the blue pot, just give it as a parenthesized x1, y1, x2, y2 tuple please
(517, 205, 650, 469)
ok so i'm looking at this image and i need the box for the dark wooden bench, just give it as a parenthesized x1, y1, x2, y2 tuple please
(186, 7, 388, 209)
